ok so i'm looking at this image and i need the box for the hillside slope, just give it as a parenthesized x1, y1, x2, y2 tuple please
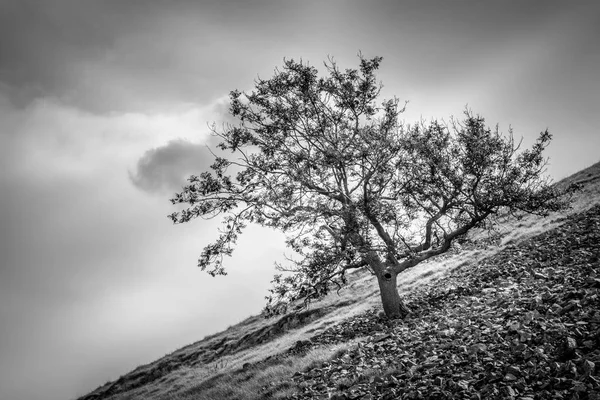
(78, 161, 600, 400)
(289, 202, 600, 399)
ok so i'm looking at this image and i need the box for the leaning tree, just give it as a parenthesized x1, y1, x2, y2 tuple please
(169, 55, 567, 319)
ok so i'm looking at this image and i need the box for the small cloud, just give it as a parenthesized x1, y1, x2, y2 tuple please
(129, 139, 213, 195)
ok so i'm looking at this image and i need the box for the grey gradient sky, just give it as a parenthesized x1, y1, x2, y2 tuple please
(1, 1, 599, 399)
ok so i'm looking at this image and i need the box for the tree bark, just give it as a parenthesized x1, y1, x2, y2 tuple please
(376, 270, 410, 319)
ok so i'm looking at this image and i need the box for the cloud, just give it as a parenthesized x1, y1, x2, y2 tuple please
(0, 1, 233, 113)
(130, 139, 214, 194)
(0, 0, 307, 114)
(128, 94, 238, 195)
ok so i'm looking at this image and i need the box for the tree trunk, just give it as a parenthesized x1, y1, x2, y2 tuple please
(376, 270, 410, 319)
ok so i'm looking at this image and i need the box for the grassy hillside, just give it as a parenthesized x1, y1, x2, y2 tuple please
(78, 161, 600, 400)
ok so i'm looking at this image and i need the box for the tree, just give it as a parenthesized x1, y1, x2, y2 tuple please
(169, 55, 567, 319)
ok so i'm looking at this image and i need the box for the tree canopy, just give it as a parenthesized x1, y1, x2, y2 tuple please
(169, 55, 567, 318)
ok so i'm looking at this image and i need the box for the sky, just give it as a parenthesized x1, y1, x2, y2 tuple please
(0, 1, 598, 399)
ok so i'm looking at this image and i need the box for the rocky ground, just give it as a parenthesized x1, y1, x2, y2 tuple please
(286, 204, 600, 399)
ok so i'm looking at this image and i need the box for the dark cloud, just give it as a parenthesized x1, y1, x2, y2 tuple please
(2, 0, 597, 115)
(130, 139, 214, 194)
(0, 1, 129, 110)
(0, 0, 308, 114)
(129, 94, 240, 195)
(0, 1, 219, 112)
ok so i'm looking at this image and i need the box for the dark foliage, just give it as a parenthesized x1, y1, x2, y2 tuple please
(169, 55, 567, 317)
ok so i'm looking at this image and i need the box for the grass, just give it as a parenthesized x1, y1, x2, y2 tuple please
(160, 342, 360, 400)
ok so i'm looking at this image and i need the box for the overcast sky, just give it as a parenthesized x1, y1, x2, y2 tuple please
(1, 1, 598, 399)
